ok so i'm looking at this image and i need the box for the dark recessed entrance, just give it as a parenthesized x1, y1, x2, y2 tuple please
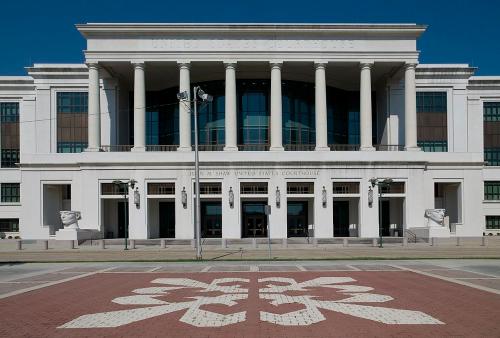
(333, 200, 350, 237)
(242, 201, 267, 238)
(201, 201, 222, 238)
(117, 201, 129, 239)
(287, 201, 308, 237)
(159, 201, 175, 238)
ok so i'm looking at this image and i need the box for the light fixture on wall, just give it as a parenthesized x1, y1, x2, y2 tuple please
(181, 187, 187, 209)
(368, 186, 373, 208)
(229, 187, 234, 208)
(276, 186, 281, 208)
(134, 187, 140, 207)
(322, 186, 327, 208)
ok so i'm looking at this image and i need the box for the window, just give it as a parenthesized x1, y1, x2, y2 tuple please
(380, 182, 405, 194)
(417, 92, 447, 152)
(57, 92, 88, 153)
(282, 81, 315, 149)
(101, 183, 127, 195)
(287, 182, 314, 194)
(195, 183, 222, 195)
(148, 183, 175, 195)
(0, 218, 19, 232)
(0, 102, 20, 167)
(333, 182, 359, 194)
(238, 81, 269, 148)
(241, 182, 268, 194)
(486, 216, 500, 229)
(484, 181, 500, 200)
(484, 102, 500, 166)
(1, 183, 20, 203)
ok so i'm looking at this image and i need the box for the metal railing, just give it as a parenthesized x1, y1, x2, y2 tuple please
(101, 145, 133, 152)
(328, 144, 360, 151)
(284, 144, 316, 151)
(405, 229, 417, 243)
(146, 145, 178, 152)
(237, 144, 270, 151)
(192, 144, 225, 151)
(375, 144, 405, 151)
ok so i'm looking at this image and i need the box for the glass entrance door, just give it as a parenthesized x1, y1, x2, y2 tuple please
(159, 201, 175, 238)
(117, 201, 129, 238)
(287, 201, 308, 237)
(201, 201, 222, 238)
(242, 201, 267, 238)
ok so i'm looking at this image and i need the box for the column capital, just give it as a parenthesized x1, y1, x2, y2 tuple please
(177, 61, 191, 69)
(223, 61, 237, 69)
(359, 61, 374, 70)
(404, 62, 418, 70)
(85, 62, 100, 70)
(131, 61, 146, 69)
(269, 61, 283, 69)
(314, 61, 328, 69)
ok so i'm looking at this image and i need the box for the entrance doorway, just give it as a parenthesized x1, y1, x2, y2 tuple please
(242, 201, 267, 238)
(101, 199, 129, 239)
(201, 201, 222, 238)
(117, 201, 129, 238)
(379, 198, 404, 237)
(159, 201, 175, 238)
(333, 200, 349, 237)
(287, 201, 308, 237)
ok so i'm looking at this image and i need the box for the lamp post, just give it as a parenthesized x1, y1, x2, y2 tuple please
(369, 178, 393, 248)
(178, 87, 212, 260)
(112, 179, 137, 250)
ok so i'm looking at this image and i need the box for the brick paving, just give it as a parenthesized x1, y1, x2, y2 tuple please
(0, 267, 499, 337)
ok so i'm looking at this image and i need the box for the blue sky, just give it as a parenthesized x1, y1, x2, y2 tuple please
(1, 0, 498, 75)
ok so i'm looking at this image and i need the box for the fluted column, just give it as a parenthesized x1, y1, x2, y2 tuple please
(359, 62, 374, 151)
(405, 63, 420, 151)
(86, 62, 101, 151)
(132, 62, 146, 151)
(315, 62, 329, 151)
(178, 62, 191, 151)
(224, 62, 238, 151)
(270, 62, 284, 151)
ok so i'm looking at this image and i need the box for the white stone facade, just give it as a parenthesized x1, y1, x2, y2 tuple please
(0, 23, 498, 240)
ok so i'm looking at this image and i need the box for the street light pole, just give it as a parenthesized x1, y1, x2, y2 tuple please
(113, 179, 136, 250)
(370, 178, 393, 249)
(193, 86, 202, 260)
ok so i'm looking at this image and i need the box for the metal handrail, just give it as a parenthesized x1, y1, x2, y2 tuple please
(101, 145, 133, 152)
(192, 144, 224, 151)
(284, 144, 315, 151)
(328, 144, 360, 151)
(146, 145, 178, 152)
(237, 144, 270, 151)
(405, 229, 417, 243)
(375, 144, 405, 151)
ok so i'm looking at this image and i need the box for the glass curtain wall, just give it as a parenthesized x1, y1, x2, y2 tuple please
(282, 81, 315, 150)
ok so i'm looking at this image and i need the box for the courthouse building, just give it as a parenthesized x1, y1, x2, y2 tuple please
(0, 23, 499, 241)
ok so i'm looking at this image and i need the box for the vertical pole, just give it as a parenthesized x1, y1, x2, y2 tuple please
(194, 87, 202, 260)
(124, 186, 128, 250)
(378, 187, 383, 248)
(267, 212, 271, 260)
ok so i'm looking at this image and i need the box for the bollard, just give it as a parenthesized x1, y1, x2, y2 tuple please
(130, 239, 136, 249)
(252, 238, 258, 249)
(161, 239, 166, 249)
(282, 238, 288, 248)
(456, 237, 461, 246)
(482, 236, 488, 247)
(343, 238, 348, 247)
(16, 239, 22, 250)
(221, 238, 227, 249)
(100, 239, 106, 249)
(69, 240, 75, 249)
(372, 238, 377, 247)
(312, 237, 318, 247)
(403, 237, 408, 247)
(43, 240, 49, 250)
(191, 239, 196, 248)
(430, 237, 435, 246)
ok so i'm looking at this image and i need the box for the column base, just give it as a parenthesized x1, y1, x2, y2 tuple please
(269, 146, 284, 151)
(404, 146, 421, 152)
(223, 146, 238, 151)
(359, 146, 375, 151)
(131, 146, 145, 152)
(177, 146, 192, 152)
(315, 146, 330, 152)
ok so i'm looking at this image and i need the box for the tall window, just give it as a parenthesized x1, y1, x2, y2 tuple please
(282, 81, 315, 149)
(484, 181, 500, 200)
(327, 89, 360, 148)
(417, 92, 447, 152)
(0, 102, 20, 167)
(484, 102, 500, 166)
(486, 216, 500, 229)
(238, 80, 270, 149)
(192, 81, 225, 148)
(57, 92, 88, 153)
(1, 183, 20, 203)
